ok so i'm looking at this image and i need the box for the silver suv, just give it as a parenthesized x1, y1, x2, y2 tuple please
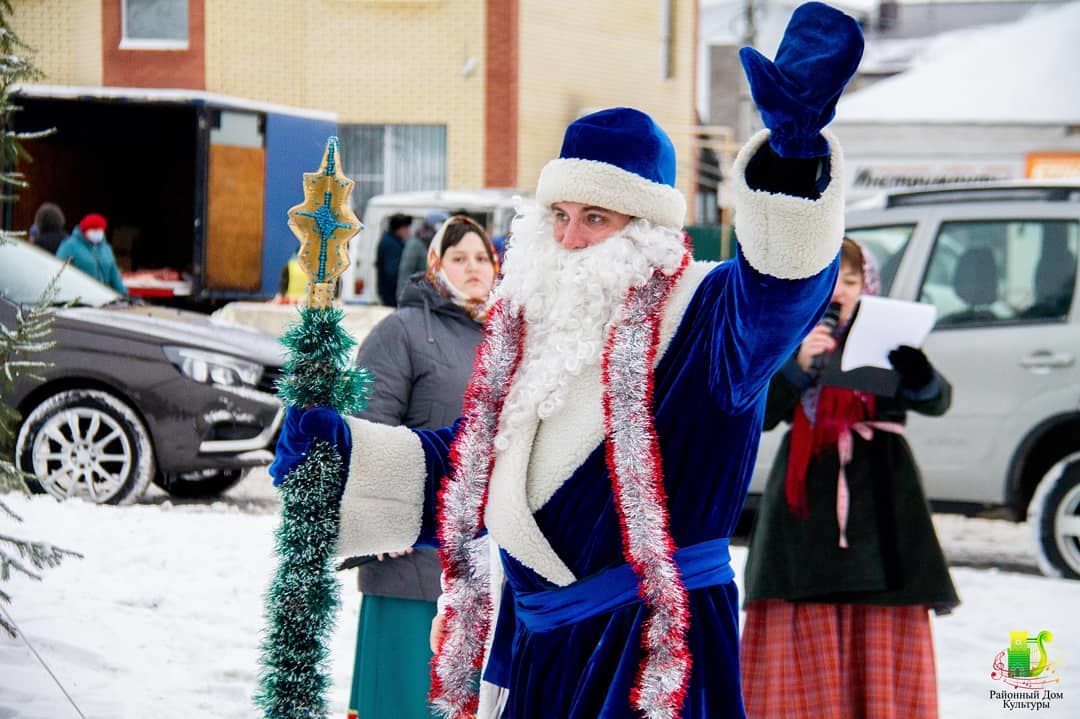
(751, 181, 1080, 579)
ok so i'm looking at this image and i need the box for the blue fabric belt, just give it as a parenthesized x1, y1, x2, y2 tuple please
(512, 537, 733, 634)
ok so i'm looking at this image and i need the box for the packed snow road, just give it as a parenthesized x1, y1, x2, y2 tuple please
(1, 470, 1074, 718)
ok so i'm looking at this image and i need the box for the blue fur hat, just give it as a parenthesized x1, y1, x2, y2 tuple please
(535, 107, 687, 229)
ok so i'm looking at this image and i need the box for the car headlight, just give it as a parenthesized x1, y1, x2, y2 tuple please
(163, 346, 262, 388)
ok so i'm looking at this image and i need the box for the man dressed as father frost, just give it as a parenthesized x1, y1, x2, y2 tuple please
(272, 4, 864, 717)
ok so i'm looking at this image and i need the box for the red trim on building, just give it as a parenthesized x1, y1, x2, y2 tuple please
(484, 0, 519, 188)
(102, 0, 205, 89)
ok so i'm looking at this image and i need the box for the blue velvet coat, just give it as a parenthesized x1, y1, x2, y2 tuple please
(410, 248, 839, 718)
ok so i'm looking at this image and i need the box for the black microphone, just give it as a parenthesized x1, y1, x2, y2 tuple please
(810, 301, 843, 375)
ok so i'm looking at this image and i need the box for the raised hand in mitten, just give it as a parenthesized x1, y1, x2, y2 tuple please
(888, 345, 935, 390)
(269, 406, 351, 486)
(739, 2, 864, 158)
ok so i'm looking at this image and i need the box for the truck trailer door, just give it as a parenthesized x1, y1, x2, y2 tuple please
(204, 110, 265, 292)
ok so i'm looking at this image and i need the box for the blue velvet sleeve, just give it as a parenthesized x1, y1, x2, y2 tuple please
(700, 247, 839, 412)
(413, 418, 462, 546)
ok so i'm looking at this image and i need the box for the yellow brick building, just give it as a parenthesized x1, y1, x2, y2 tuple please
(517, 0, 698, 206)
(13, 0, 697, 216)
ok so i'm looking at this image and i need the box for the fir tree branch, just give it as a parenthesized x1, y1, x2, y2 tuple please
(0, 1, 81, 643)
(0, 458, 31, 492)
(0, 616, 14, 640)
(0, 548, 42, 582)
(0, 591, 11, 638)
(0, 494, 22, 519)
(0, 533, 83, 574)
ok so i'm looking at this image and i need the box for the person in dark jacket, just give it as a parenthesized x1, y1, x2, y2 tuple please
(56, 213, 127, 294)
(375, 212, 413, 307)
(741, 238, 959, 719)
(347, 214, 497, 719)
(397, 210, 449, 302)
(31, 202, 67, 255)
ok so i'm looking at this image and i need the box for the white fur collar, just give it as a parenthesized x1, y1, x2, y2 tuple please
(484, 261, 717, 586)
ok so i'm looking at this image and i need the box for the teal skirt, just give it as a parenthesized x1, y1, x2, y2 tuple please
(348, 594, 438, 719)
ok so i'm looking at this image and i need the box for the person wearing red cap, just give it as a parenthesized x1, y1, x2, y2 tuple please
(57, 213, 127, 294)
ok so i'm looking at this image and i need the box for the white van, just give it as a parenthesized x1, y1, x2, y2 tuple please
(341, 189, 526, 304)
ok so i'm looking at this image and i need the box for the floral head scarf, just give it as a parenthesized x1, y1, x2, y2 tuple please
(425, 215, 499, 322)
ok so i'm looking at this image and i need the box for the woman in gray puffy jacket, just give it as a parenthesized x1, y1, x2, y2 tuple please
(347, 215, 497, 719)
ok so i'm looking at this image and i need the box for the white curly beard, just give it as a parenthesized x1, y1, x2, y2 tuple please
(492, 201, 686, 452)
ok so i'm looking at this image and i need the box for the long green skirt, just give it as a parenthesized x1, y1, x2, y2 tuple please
(347, 594, 438, 719)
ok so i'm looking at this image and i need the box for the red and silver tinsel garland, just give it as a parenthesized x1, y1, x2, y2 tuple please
(601, 248, 692, 718)
(431, 247, 693, 719)
(431, 298, 524, 719)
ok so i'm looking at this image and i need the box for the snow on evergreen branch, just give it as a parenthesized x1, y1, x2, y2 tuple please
(0, 530, 83, 638)
(0, 0, 81, 642)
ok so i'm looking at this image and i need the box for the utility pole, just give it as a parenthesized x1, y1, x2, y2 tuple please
(738, 0, 758, 144)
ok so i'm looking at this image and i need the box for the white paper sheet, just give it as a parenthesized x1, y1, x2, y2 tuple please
(840, 296, 938, 371)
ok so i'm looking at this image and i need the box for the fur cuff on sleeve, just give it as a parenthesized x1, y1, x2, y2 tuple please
(734, 128, 845, 279)
(337, 417, 426, 557)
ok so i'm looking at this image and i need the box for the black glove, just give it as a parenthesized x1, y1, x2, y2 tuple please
(888, 345, 934, 390)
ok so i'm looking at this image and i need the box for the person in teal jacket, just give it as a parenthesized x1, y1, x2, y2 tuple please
(57, 213, 127, 294)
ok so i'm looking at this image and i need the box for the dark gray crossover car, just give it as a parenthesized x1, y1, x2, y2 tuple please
(3, 240, 284, 504)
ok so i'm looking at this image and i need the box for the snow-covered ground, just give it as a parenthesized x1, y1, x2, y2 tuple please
(1, 472, 1076, 718)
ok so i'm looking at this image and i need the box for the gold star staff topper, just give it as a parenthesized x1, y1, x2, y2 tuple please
(286, 136, 362, 309)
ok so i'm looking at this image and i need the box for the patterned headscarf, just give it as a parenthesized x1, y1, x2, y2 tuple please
(859, 239, 881, 299)
(800, 238, 879, 418)
(424, 215, 499, 322)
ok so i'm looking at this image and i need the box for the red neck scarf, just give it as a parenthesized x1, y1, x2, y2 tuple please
(785, 384, 875, 518)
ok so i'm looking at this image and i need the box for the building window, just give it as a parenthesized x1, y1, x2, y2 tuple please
(121, 0, 189, 49)
(337, 124, 448, 215)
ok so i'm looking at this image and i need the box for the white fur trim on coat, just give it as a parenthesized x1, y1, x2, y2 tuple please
(478, 536, 510, 716)
(733, 129, 845, 280)
(484, 261, 718, 586)
(337, 417, 427, 557)
(535, 158, 687, 230)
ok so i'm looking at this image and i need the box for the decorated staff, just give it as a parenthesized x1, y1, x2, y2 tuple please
(255, 137, 372, 719)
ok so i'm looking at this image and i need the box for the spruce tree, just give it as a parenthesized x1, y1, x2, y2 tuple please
(0, 0, 80, 639)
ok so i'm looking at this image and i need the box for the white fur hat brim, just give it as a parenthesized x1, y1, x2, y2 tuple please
(534, 158, 687, 230)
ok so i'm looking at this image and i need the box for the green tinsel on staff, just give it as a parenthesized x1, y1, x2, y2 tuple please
(277, 306, 371, 416)
(255, 137, 369, 718)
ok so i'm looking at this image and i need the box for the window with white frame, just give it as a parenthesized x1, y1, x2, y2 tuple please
(121, 0, 189, 49)
(337, 124, 447, 215)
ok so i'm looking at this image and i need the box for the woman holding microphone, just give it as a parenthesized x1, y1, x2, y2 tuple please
(741, 238, 959, 719)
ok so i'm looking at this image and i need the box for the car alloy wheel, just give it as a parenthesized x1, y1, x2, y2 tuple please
(16, 389, 155, 505)
(1030, 455, 1080, 580)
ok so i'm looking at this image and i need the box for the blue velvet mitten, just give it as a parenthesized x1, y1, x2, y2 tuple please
(739, 1, 864, 158)
(269, 406, 352, 486)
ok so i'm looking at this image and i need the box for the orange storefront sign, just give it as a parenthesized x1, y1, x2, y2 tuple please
(1026, 152, 1080, 179)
